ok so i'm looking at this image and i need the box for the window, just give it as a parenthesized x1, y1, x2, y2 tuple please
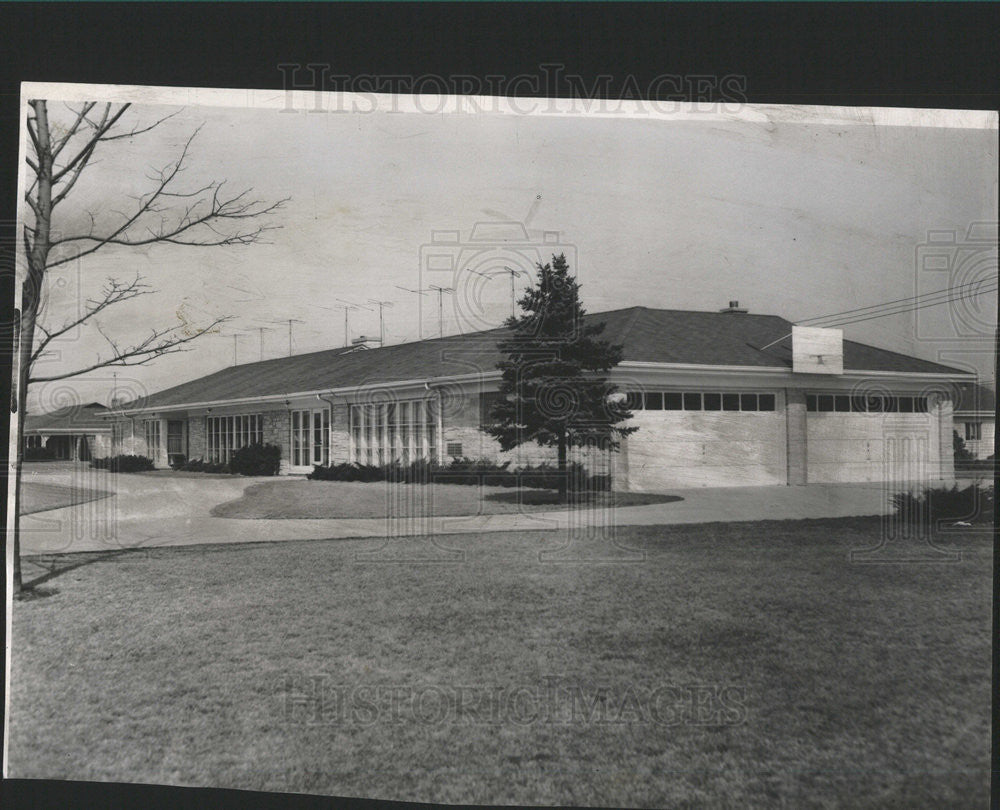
(965, 422, 982, 441)
(208, 414, 263, 464)
(144, 420, 161, 456)
(625, 391, 644, 411)
(628, 390, 779, 412)
(806, 394, 931, 414)
(447, 441, 463, 458)
(111, 423, 124, 454)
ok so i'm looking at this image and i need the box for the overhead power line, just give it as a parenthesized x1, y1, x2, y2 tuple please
(756, 278, 997, 352)
(799, 277, 997, 328)
(810, 284, 997, 330)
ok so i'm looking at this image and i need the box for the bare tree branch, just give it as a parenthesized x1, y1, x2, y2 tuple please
(28, 315, 232, 384)
(96, 107, 182, 142)
(49, 102, 97, 162)
(50, 103, 130, 184)
(30, 275, 153, 364)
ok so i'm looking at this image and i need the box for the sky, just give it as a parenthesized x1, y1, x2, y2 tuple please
(19, 89, 998, 413)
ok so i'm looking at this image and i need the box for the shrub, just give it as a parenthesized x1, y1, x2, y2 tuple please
(953, 430, 975, 463)
(892, 484, 994, 525)
(91, 454, 156, 473)
(229, 443, 282, 476)
(23, 445, 57, 461)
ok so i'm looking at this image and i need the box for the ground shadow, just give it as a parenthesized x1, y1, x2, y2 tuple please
(482, 490, 684, 507)
(18, 548, 139, 595)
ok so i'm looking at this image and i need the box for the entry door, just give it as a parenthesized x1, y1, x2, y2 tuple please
(291, 408, 329, 468)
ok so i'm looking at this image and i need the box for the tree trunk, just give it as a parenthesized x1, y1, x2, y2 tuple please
(14, 101, 54, 595)
(557, 429, 567, 503)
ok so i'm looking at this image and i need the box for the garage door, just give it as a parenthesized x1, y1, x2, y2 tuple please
(807, 412, 936, 484)
(624, 408, 787, 491)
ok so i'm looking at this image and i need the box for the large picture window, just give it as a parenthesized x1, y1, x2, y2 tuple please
(208, 414, 263, 464)
(349, 398, 439, 464)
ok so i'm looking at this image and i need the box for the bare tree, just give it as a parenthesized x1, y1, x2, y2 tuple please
(13, 99, 287, 594)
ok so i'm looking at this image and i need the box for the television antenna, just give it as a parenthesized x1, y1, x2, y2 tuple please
(367, 299, 395, 345)
(252, 326, 272, 361)
(272, 318, 305, 357)
(469, 265, 529, 319)
(395, 285, 430, 338)
(335, 299, 371, 347)
(428, 285, 455, 338)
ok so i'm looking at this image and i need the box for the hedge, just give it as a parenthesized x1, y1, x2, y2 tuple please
(173, 443, 282, 476)
(24, 445, 57, 461)
(307, 456, 609, 491)
(91, 455, 156, 473)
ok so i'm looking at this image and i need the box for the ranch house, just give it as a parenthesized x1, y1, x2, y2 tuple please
(103, 304, 973, 491)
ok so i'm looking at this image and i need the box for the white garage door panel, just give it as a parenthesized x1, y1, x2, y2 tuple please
(626, 412, 786, 490)
(807, 413, 936, 484)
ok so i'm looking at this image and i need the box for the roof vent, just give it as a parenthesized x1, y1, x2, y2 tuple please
(719, 300, 748, 313)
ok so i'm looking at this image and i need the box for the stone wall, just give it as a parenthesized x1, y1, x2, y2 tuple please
(330, 403, 351, 463)
(261, 409, 291, 473)
(187, 416, 207, 461)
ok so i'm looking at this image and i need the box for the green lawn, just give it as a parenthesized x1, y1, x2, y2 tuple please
(18, 481, 113, 515)
(210, 479, 679, 519)
(8, 518, 990, 807)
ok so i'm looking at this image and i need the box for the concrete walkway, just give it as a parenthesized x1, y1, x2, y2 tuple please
(16, 462, 965, 556)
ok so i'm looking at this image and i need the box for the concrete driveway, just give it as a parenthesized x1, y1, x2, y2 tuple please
(15, 461, 943, 556)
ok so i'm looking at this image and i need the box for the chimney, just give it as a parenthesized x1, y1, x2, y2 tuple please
(719, 300, 748, 314)
(350, 335, 382, 350)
